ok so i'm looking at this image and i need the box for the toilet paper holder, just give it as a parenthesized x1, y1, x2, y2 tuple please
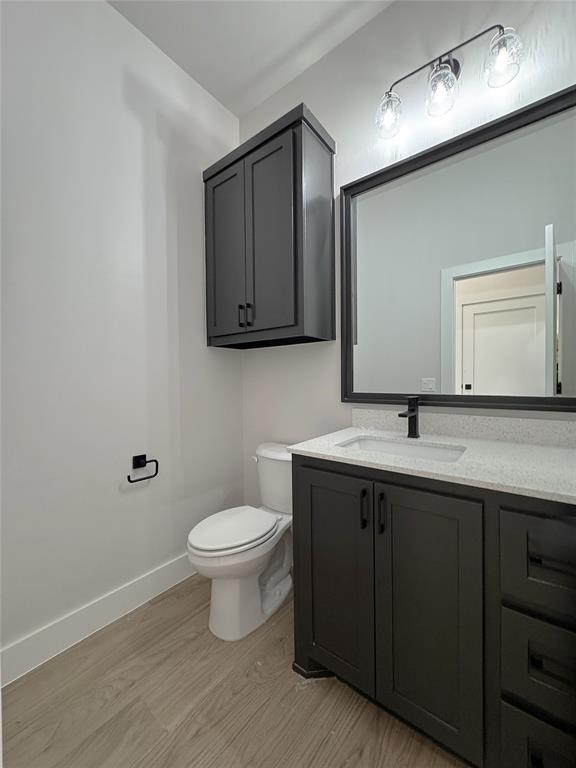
(127, 454, 159, 484)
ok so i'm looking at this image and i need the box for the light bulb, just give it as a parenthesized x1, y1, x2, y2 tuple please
(426, 62, 458, 117)
(375, 91, 402, 138)
(485, 27, 523, 88)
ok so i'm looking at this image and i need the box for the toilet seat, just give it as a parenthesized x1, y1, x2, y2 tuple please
(187, 505, 280, 557)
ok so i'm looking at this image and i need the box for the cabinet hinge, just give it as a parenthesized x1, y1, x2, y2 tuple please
(556, 381, 562, 395)
(557, 281, 563, 295)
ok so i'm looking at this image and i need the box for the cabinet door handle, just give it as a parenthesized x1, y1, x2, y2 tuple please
(377, 492, 386, 534)
(245, 302, 254, 327)
(359, 488, 369, 529)
(238, 304, 245, 328)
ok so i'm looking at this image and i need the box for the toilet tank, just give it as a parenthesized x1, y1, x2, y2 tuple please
(255, 442, 292, 515)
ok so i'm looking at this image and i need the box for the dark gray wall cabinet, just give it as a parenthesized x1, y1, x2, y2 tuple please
(204, 105, 335, 348)
(292, 454, 576, 767)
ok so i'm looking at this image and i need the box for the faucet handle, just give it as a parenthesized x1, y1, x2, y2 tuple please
(399, 396, 419, 417)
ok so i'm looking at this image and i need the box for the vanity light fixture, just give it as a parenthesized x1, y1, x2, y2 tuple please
(485, 27, 524, 88)
(375, 24, 523, 137)
(426, 57, 460, 117)
(375, 90, 402, 137)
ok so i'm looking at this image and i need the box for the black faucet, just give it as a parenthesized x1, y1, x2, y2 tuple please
(398, 396, 420, 438)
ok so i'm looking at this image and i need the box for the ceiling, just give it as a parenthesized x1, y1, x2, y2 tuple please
(111, 0, 390, 116)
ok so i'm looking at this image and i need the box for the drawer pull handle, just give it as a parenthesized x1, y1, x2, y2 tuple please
(359, 488, 369, 529)
(529, 653, 544, 672)
(528, 552, 576, 579)
(529, 652, 576, 692)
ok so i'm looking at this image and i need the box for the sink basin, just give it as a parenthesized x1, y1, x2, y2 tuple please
(337, 436, 466, 463)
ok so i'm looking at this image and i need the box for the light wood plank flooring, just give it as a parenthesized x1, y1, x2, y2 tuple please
(3, 575, 464, 767)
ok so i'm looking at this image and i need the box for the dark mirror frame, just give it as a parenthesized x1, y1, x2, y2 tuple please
(341, 84, 576, 412)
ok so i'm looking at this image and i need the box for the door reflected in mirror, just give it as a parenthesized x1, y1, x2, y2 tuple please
(453, 264, 546, 396)
(350, 105, 575, 399)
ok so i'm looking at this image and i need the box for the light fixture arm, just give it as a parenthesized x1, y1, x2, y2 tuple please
(386, 24, 505, 94)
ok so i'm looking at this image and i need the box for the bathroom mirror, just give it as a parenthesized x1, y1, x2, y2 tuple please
(341, 86, 576, 410)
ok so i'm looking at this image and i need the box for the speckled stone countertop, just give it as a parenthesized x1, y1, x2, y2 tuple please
(289, 427, 576, 505)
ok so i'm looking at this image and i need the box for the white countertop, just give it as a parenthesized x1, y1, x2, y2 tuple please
(289, 427, 576, 505)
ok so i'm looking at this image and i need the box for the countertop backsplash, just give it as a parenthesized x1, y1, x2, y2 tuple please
(352, 407, 576, 450)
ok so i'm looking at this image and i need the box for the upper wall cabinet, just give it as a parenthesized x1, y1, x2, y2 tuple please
(204, 105, 335, 348)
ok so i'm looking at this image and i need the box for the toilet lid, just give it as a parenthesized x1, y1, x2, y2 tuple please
(187, 506, 279, 552)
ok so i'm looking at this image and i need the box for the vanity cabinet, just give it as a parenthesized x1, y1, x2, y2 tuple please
(293, 464, 484, 765)
(203, 105, 335, 349)
(292, 454, 576, 768)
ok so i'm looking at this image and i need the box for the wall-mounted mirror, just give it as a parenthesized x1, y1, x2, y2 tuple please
(341, 86, 576, 411)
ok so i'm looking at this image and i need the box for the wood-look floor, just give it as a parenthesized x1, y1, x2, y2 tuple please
(3, 576, 464, 767)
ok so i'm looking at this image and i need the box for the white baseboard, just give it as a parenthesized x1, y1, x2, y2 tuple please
(1, 553, 195, 686)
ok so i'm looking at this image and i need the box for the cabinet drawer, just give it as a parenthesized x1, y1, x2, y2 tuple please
(500, 509, 576, 622)
(501, 702, 576, 767)
(502, 608, 576, 728)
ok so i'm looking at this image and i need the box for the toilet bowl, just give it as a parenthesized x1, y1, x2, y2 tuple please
(187, 443, 293, 641)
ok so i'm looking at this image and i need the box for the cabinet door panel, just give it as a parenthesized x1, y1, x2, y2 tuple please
(374, 485, 483, 766)
(205, 161, 246, 337)
(296, 468, 374, 695)
(245, 130, 296, 332)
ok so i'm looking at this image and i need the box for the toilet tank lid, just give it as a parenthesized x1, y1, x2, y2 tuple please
(256, 442, 292, 461)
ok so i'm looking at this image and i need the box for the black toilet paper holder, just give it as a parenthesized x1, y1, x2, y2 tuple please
(127, 454, 159, 484)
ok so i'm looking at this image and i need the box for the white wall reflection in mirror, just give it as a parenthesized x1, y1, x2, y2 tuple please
(352, 107, 576, 397)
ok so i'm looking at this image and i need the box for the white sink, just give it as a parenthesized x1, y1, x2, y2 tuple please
(337, 435, 466, 463)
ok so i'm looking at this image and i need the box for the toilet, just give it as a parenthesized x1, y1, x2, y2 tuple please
(187, 442, 293, 641)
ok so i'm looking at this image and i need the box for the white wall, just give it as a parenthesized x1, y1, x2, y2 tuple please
(1, 0, 242, 681)
(240, 0, 576, 504)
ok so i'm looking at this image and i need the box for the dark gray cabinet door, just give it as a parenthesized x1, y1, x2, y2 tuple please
(205, 161, 246, 337)
(244, 130, 296, 332)
(297, 468, 374, 695)
(374, 484, 483, 766)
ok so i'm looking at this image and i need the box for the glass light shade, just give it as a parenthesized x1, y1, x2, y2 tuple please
(426, 62, 458, 117)
(485, 27, 524, 88)
(375, 91, 402, 138)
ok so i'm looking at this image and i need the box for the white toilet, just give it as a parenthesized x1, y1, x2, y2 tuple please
(187, 442, 293, 641)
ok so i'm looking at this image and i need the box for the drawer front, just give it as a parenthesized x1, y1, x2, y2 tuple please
(500, 509, 576, 622)
(501, 702, 576, 768)
(502, 608, 576, 728)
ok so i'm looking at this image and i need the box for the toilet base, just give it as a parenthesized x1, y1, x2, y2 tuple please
(209, 572, 292, 641)
(262, 573, 292, 619)
(188, 519, 293, 642)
